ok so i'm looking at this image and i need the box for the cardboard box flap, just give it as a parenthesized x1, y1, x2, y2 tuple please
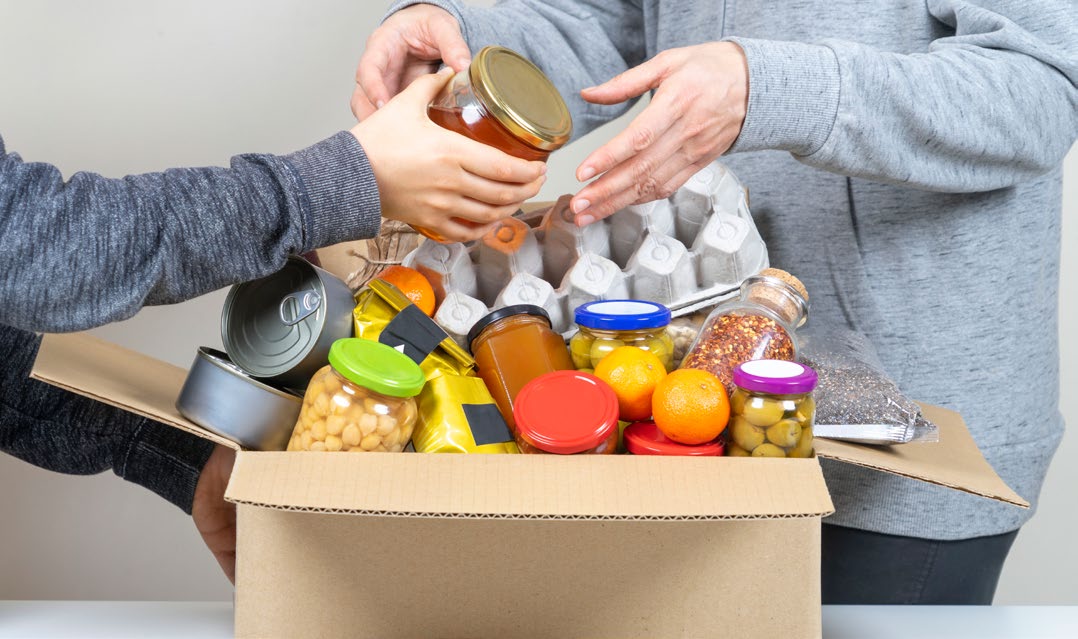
(225, 452, 835, 520)
(30, 332, 241, 451)
(815, 404, 1028, 508)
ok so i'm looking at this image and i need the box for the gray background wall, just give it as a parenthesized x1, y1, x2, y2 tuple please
(0, 0, 1074, 604)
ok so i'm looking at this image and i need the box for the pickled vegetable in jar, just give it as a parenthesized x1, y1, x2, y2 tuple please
(727, 359, 817, 458)
(418, 45, 573, 242)
(569, 300, 674, 371)
(468, 305, 575, 435)
(287, 338, 426, 453)
(681, 268, 809, 395)
(512, 370, 619, 454)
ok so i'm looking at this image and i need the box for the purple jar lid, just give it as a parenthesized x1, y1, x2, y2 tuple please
(733, 360, 818, 394)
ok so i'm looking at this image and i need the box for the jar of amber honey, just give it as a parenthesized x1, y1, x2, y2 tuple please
(418, 45, 573, 242)
(467, 305, 575, 435)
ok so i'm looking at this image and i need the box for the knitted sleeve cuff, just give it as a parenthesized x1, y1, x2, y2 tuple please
(725, 37, 841, 157)
(284, 131, 383, 252)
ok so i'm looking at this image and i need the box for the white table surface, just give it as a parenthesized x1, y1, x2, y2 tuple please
(1, 601, 1077, 638)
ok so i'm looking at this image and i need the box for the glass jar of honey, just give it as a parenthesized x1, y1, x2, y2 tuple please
(418, 45, 573, 242)
(467, 305, 575, 435)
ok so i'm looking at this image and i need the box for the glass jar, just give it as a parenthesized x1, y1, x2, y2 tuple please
(513, 370, 619, 454)
(569, 300, 674, 371)
(418, 45, 573, 242)
(287, 338, 426, 452)
(727, 359, 817, 458)
(468, 305, 575, 434)
(681, 268, 809, 395)
(623, 421, 725, 456)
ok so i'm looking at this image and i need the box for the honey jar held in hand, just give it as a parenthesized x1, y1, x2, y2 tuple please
(417, 46, 573, 242)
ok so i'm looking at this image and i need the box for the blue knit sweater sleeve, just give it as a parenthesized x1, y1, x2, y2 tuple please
(0, 131, 382, 332)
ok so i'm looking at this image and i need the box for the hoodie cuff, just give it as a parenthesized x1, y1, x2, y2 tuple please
(115, 420, 215, 515)
(285, 131, 383, 252)
(725, 37, 842, 157)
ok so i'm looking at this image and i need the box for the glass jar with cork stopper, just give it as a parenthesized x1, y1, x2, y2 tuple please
(680, 268, 809, 396)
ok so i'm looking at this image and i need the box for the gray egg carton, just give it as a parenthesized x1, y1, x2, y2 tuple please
(403, 162, 769, 345)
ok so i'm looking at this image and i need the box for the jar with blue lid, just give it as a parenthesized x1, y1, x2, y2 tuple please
(569, 300, 674, 371)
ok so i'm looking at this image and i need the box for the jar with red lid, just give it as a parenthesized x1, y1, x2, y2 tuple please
(418, 45, 573, 242)
(512, 370, 619, 454)
(727, 359, 817, 458)
(623, 421, 725, 456)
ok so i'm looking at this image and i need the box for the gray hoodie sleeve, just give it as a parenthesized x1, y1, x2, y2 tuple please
(0, 131, 382, 332)
(726, 0, 1078, 193)
(388, 0, 1077, 193)
(385, 0, 647, 139)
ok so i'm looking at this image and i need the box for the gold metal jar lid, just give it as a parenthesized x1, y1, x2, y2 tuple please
(469, 46, 573, 152)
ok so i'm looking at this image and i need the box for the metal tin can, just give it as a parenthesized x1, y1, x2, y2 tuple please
(176, 347, 303, 451)
(221, 255, 355, 390)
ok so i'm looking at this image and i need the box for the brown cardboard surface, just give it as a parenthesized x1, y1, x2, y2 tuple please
(30, 332, 240, 451)
(225, 451, 834, 520)
(235, 506, 822, 639)
(815, 405, 1029, 508)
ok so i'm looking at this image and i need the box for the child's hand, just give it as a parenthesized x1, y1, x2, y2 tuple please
(351, 69, 547, 243)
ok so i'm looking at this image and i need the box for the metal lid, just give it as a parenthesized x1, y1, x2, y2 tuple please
(470, 46, 572, 151)
(328, 338, 426, 398)
(624, 421, 725, 456)
(466, 304, 551, 353)
(513, 370, 619, 454)
(733, 359, 818, 395)
(221, 256, 327, 379)
(574, 300, 671, 331)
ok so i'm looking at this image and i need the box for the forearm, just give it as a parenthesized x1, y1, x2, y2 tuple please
(386, 0, 647, 138)
(0, 325, 212, 513)
(728, 0, 1078, 192)
(0, 131, 381, 332)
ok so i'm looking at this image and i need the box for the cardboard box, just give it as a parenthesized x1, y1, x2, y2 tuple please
(30, 331, 1026, 639)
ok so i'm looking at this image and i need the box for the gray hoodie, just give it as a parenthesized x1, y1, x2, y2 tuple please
(389, 0, 1078, 539)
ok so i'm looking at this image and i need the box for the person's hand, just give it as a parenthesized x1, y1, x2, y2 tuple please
(192, 444, 237, 584)
(570, 42, 749, 225)
(352, 4, 470, 120)
(351, 69, 547, 243)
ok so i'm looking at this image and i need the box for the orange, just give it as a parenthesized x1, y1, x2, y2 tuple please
(593, 346, 667, 422)
(375, 265, 436, 316)
(652, 369, 730, 445)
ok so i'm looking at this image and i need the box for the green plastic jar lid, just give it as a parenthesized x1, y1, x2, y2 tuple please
(327, 338, 426, 398)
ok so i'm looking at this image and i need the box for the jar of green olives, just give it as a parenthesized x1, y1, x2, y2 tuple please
(727, 359, 817, 458)
(569, 300, 674, 371)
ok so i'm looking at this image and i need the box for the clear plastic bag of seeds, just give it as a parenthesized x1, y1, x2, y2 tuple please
(798, 327, 938, 445)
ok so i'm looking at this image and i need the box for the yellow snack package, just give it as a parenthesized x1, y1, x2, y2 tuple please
(352, 279, 517, 454)
(353, 279, 474, 379)
(413, 375, 519, 454)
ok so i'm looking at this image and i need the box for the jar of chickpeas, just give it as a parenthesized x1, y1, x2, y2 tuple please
(287, 338, 425, 453)
(727, 359, 817, 458)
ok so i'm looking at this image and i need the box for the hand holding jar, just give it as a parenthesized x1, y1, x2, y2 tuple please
(349, 69, 547, 244)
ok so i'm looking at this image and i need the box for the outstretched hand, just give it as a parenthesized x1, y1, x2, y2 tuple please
(351, 4, 471, 120)
(571, 42, 749, 225)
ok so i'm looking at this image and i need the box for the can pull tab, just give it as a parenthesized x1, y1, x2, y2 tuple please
(279, 291, 322, 326)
